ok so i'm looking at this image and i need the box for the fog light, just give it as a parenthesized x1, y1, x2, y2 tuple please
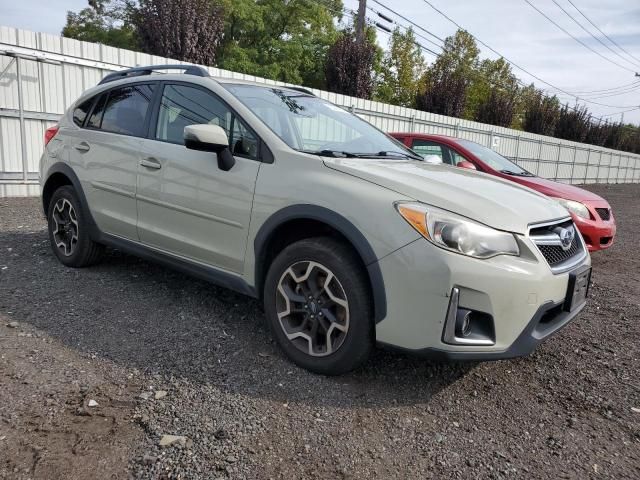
(442, 288, 496, 346)
(460, 313, 472, 337)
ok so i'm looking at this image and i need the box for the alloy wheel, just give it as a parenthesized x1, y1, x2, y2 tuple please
(275, 261, 350, 357)
(52, 198, 79, 257)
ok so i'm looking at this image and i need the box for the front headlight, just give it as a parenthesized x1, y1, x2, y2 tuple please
(551, 197, 590, 219)
(396, 203, 520, 259)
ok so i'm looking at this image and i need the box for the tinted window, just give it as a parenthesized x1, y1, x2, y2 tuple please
(87, 93, 107, 129)
(457, 139, 530, 175)
(86, 84, 154, 136)
(73, 98, 93, 127)
(155, 84, 257, 159)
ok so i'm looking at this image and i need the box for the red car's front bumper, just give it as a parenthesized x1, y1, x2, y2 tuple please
(572, 201, 616, 252)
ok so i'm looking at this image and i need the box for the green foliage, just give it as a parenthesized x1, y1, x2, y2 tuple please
(475, 88, 517, 128)
(217, 0, 343, 88)
(416, 30, 478, 117)
(465, 57, 518, 120)
(62, 0, 138, 50)
(375, 28, 425, 107)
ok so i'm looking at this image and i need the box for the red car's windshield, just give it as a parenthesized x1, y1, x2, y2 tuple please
(458, 140, 533, 176)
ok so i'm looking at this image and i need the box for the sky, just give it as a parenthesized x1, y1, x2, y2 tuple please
(1, 0, 639, 125)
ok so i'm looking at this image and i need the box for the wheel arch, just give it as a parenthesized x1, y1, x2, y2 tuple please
(42, 163, 99, 238)
(254, 205, 387, 323)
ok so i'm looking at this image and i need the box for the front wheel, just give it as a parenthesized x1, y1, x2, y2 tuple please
(264, 237, 374, 375)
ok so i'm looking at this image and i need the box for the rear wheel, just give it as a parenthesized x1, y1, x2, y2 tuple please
(264, 237, 374, 375)
(47, 186, 104, 267)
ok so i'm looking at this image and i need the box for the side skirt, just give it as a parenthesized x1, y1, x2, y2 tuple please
(97, 233, 257, 298)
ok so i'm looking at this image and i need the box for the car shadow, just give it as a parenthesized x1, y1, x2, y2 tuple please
(0, 231, 476, 408)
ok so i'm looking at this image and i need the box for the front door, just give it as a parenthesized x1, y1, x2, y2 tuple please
(136, 83, 261, 273)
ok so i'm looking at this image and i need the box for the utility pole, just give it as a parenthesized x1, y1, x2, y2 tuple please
(356, 0, 367, 43)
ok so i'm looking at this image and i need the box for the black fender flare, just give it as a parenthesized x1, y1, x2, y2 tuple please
(254, 204, 387, 323)
(42, 162, 100, 239)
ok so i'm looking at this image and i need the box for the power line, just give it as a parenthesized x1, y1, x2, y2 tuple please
(522, 0, 636, 74)
(568, 79, 640, 95)
(418, 0, 638, 109)
(369, 0, 444, 45)
(566, 0, 640, 67)
(367, 5, 443, 51)
(550, 0, 640, 70)
(599, 107, 640, 118)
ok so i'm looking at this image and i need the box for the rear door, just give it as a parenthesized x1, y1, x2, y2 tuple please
(67, 82, 156, 240)
(135, 82, 261, 273)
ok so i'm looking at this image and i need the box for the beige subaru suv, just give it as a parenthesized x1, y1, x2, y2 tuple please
(40, 65, 591, 375)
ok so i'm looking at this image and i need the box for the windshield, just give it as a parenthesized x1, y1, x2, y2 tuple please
(457, 139, 532, 176)
(223, 84, 415, 158)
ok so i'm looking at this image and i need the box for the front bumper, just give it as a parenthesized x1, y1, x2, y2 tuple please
(571, 203, 616, 251)
(380, 300, 585, 360)
(374, 236, 590, 357)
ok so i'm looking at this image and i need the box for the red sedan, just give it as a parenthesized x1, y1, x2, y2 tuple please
(391, 133, 616, 252)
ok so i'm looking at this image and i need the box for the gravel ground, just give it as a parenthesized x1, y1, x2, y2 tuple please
(0, 183, 639, 479)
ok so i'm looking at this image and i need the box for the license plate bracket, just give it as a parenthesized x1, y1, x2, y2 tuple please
(563, 265, 592, 312)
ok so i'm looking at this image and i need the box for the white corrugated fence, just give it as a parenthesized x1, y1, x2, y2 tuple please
(1, 26, 639, 197)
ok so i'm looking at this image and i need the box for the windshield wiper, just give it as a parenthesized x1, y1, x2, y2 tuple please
(302, 149, 358, 158)
(500, 169, 532, 176)
(375, 151, 424, 161)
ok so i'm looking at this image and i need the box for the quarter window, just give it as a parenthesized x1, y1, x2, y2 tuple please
(73, 98, 94, 127)
(87, 84, 155, 137)
(155, 84, 258, 160)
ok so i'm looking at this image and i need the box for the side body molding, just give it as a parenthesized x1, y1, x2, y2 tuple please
(254, 204, 387, 323)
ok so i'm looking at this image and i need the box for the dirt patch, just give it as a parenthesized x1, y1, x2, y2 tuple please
(0, 320, 143, 479)
(0, 183, 639, 479)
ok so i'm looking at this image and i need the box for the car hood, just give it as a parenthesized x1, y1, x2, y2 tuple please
(510, 175, 606, 203)
(324, 159, 569, 234)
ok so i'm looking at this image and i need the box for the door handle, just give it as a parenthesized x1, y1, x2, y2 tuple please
(139, 157, 162, 170)
(74, 142, 90, 152)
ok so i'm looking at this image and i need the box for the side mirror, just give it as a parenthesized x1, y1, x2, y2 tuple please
(457, 160, 477, 170)
(184, 124, 235, 171)
(421, 154, 443, 165)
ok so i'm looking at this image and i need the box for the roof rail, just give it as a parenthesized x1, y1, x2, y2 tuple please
(98, 64, 209, 85)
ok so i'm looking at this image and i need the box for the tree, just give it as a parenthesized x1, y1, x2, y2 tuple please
(325, 30, 377, 99)
(134, 0, 225, 64)
(522, 91, 561, 136)
(465, 57, 518, 121)
(416, 30, 479, 117)
(217, 0, 343, 88)
(475, 88, 517, 127)
(554, 104, 591, 142)
(375, 28, 425, 107)
(62, 0, 138, 50)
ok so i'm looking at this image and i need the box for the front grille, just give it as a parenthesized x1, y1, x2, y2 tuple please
(595, 208, 610, 221)
(529, 219, 586, 272)
(537, 236, 581, 266)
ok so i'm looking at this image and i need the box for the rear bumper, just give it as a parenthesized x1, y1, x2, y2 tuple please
(380, 300, 585, 361)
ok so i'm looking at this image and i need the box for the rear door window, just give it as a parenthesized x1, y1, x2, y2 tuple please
(87, 84, 155, 137)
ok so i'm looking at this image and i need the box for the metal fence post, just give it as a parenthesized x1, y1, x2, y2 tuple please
(569, 146, 577, 184)
(409, 114, 415, 133)
(596, 151, 602, 183)
(536, 138, 543, 176)
(553, 145, 561, 181)
(454, 122, 460, 138)
(15, 58, 28, 183)
(583, 149, 590, 184)
(515, 135, 521, 164)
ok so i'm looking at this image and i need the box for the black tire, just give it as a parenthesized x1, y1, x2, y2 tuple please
(47, 185, 104, 267)
(264, 237, 374, 375)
